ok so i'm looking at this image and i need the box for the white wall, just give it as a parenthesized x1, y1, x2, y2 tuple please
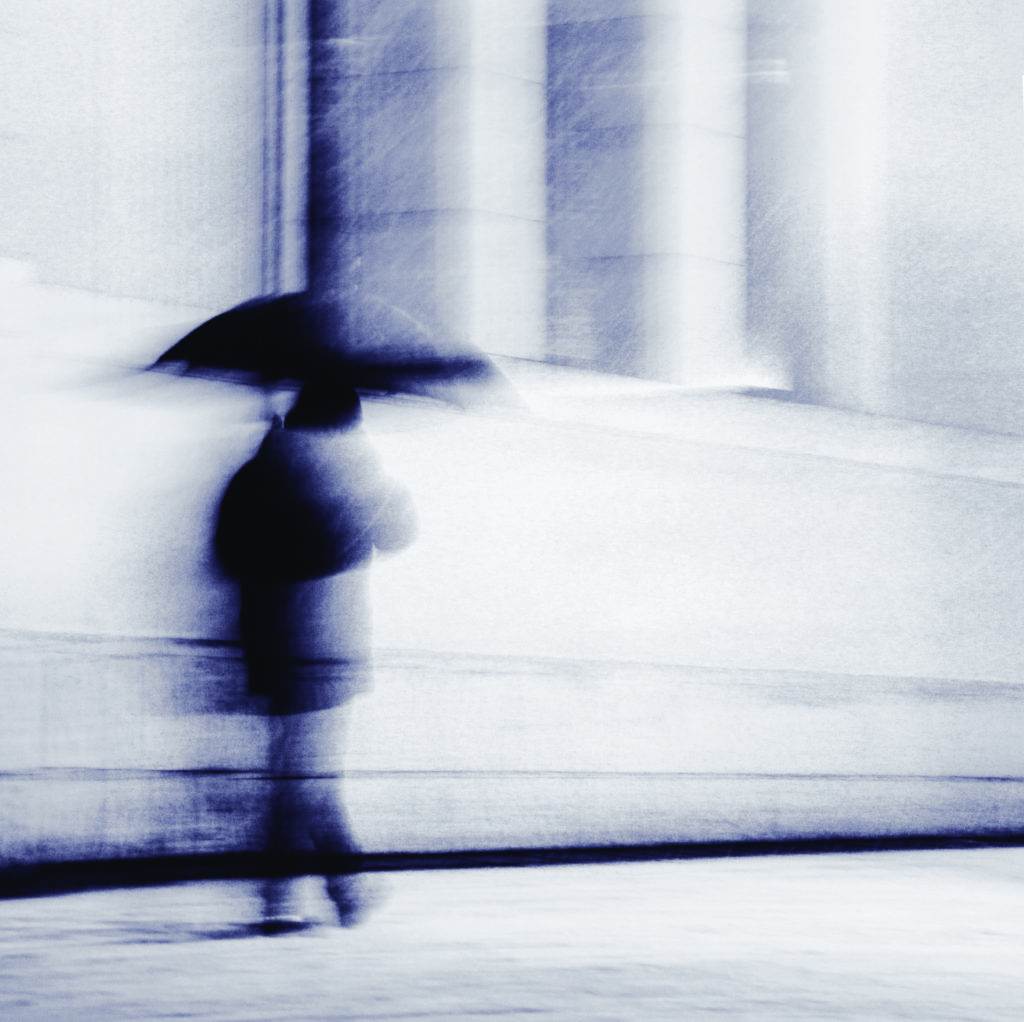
(8, 314, 1024, 687)
(6, 283, 1024, 860)
(0, 1, 266, 308)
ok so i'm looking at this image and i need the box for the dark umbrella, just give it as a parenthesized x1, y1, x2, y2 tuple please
(148, 290, 513, 408)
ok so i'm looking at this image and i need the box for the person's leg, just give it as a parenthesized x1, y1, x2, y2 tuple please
(261, 705, 363, 925)
(296, 705, 366, 925)
(260, 712, 311, 927)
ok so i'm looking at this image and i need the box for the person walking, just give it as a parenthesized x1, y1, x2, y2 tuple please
(215, 384, 416, 933)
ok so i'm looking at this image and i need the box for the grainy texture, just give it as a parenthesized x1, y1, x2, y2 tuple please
(1, 849, 1023, 1020)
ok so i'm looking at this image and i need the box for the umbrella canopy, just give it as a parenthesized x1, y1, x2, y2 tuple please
(149, 290, 511, 407)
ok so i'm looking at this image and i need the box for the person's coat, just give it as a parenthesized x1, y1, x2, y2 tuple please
(215, 419, 416, 713)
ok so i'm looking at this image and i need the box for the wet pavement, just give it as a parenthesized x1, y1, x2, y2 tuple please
(1, 847, 1023, 1020)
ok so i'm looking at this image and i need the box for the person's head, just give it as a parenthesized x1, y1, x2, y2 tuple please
(285, 384, 362, 431)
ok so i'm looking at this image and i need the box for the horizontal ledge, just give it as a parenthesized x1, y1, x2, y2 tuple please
(3, 626, 1024, 693)
(314, 62, 545, 87)
(321, 209, 545, 226)
(548, 121, 744, 141)
(554, 252, 744, 268)
(4, 833, 1024, 900)
(3, 768, 1024, 784)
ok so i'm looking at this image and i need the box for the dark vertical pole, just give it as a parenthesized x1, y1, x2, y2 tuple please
(261, 0, 285, 294)
(306, 0, 350, 307)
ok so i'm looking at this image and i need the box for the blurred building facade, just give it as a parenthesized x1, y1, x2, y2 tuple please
(6, 1, 1024, 431)
(4, 1, 1024, 865)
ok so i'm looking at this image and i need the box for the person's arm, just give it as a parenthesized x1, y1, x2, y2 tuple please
(371, 481, 417, 553)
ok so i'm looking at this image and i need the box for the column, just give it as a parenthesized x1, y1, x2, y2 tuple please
(547, 0, 748, 385)
(643, 0, 748, 385)
(746, 0, 891, 412)
(745, 0, 828, 401)
(819, 0, 890, 415)
(307, 0, 547, 359)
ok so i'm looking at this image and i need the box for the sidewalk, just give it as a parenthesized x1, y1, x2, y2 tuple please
(2, 848, 1023, 1020)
